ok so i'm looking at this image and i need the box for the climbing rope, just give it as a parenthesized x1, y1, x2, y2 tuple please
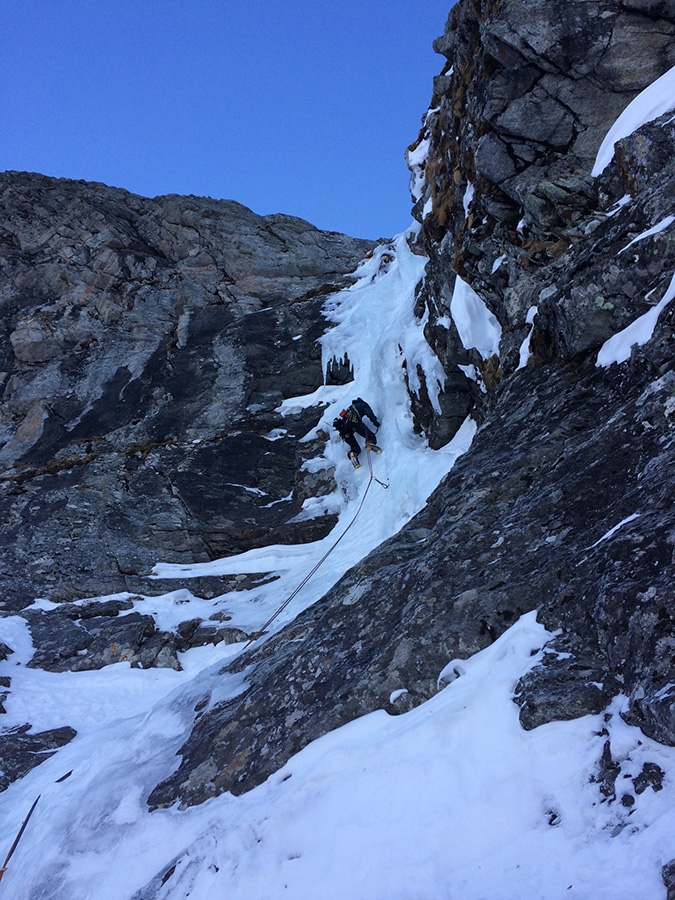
(244, 449, 387, 648)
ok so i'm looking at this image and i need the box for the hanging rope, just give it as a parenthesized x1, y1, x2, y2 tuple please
(244, 450, 387, 648)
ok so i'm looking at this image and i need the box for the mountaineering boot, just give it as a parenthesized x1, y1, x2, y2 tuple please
(365, 442, 382, 454)
(348, 451, 361, 468)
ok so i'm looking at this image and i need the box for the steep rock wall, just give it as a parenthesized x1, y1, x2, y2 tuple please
(147, 0, 675, 810)
(407, 0, 675, 441)
(0, 172, 375, 608)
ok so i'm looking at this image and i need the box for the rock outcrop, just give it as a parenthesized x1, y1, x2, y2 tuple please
(146, 0, 675, 808)
(407, 0, 675, 438)
(0, 172, 375, 608)
(0, 724, 76, 791)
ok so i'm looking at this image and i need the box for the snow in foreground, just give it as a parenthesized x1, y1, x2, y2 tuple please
(2, 611, 675, 900)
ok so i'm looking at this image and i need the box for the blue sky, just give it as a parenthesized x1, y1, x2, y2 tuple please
(1, 1, 453, 239)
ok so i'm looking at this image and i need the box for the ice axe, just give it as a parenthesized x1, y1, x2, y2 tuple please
(0, 795, 40, 886)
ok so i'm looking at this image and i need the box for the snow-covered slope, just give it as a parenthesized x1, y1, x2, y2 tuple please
(4, 612, 675, 900)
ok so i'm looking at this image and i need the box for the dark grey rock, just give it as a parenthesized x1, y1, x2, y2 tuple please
(406, 0, 675, 440)
(663, 859, 675, 900)
(474, 133, 518, 184)
(21, 607, 181, 672)
(21, 609, 92, 670)
(634, 762, 664, 795)
(592, 740, 664, 817)
(0, 172, 374, 608)
(514, 634, 617, 730)
(0, 674, 9, 715)
(592, 740, 622, 802)
(174, 618, 248, 651)
(56, 598, 135, 619)
(0, 724, 76, 791)
(494, 86, 575, 148)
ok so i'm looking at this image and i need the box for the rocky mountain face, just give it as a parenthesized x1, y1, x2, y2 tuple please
(0, 172, 374, 613)
(146, 0, 675, 818)
(2, 2, 675, 887)
(407, 0, 675, 442)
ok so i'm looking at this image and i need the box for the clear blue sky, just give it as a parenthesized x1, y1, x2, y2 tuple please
(1, 1, 453, 240)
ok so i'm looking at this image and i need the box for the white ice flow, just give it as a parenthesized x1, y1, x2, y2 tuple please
(148, 227, 475, 638)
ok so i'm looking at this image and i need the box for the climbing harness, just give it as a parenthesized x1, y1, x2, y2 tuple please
(244, 449, 388, 648)
(0, 795, 40, 886)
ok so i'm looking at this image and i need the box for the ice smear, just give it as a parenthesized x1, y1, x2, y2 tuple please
(150, 229, 469, 638)
(450, 275, 501, 358)
(406, 136, 431, 202)
(618, 214, 675, 255)
(586, 512, 641, 549)
(491, 253, 506, 274)
(463, 181, 475, 217)
(592, 64, 675, 176)
(517, 305, 538, 371)
(597, 269, 675, 366)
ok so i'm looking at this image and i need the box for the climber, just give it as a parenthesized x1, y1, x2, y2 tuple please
(333, 397, 382, 468)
